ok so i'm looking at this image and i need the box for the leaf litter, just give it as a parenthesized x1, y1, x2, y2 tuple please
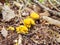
(0, 0, 60, 45)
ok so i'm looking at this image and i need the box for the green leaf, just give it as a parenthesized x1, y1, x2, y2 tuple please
(39, 0, 44, 3)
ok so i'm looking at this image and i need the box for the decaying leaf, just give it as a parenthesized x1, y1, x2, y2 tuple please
(2, 4, 16, 21)
(1, 26, 8, 38)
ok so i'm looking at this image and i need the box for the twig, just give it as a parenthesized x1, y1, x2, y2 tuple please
(18, 34, 22, 45)
(42, 16, 60, 27)
(33, 0, 60, 16)
(0, 33, 18, 43)
(54, 0, 60, 5)
(48, 0, 60, 12)
(26, 27, 39, 36)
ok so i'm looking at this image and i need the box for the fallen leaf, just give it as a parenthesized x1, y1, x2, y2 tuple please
(2, 4, 15, 21)
(1, 26, 8, 38)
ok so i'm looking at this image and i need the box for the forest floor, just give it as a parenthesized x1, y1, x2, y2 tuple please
(0, 0, 60, 45)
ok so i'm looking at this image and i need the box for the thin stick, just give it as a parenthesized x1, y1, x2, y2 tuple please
(48, 0, 60, 12)
(54, 0, 60, 5)
(33, 0, 60, 16)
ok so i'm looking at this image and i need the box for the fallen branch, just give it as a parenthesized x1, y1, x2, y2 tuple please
(33, 0, 60, 16)
(42, 16, 60, 27)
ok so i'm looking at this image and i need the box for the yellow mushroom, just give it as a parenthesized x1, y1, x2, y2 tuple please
(16, 25, 28, 34)
(30, 12, 40, 20)
(7, 26, 15, 31)
(23, 17, 35, 28)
